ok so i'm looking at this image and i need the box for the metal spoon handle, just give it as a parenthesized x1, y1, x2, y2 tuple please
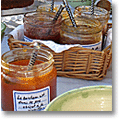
(53, 4, 65, 22)
(27, 42, 41, 71)
(62, 0, 77, 27)
(51, 0, 54, 12)
(27, 49, 38, 71)
(91, 0, 95, 15)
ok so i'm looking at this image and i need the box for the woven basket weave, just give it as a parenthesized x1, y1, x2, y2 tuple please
(8, 23, 112, 80)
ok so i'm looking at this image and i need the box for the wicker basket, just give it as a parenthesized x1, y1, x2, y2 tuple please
(8, 23, 112, 80)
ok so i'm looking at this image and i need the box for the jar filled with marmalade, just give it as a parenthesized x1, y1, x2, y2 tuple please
(74, 6, 110, 35)
(60, 17, 102, 50)
(24, 11, 62, 43)
(1, 48, 57, 111)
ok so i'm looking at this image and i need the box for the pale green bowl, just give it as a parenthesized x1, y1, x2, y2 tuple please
(68, 0, 97, 8)
(45, 85, 112, 111)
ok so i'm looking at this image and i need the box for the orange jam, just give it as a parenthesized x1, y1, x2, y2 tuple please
(1, 48, 57, 111)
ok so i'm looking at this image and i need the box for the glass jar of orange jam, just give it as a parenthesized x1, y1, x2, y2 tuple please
(74, 6, 110, 35)
(24, 11, 62, 43)
(1, 48, 57, 111)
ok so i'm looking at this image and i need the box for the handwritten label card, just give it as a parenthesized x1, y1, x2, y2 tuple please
(13, 86, 50, 111)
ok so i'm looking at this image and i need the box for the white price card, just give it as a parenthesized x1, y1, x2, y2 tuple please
(13, 86, 50, 111)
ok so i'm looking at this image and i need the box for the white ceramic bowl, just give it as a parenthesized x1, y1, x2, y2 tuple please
(45, 85, 112, 111)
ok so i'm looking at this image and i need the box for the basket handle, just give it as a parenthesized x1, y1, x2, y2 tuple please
(8, 36, 33, 50)
(103, 42, 112, 54)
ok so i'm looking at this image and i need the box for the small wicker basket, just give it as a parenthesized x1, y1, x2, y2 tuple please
(8, 23, 112, 80)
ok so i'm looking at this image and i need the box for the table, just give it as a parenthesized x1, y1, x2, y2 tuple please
(1, 0, 112, 97)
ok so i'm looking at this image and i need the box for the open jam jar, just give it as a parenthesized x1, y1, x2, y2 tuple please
(60, 17, 102, 50)
(74, 6, 110, 35)
(1, 48, 57, 111)
(24, 11, 62, 43)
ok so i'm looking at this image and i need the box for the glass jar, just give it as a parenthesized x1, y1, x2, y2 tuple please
(60, 17, 102, 50)
(24, 11, 62, 43)
(74, 6, 110, 35)
(1, 48, 57, 111)
(37, 3, 69, 20)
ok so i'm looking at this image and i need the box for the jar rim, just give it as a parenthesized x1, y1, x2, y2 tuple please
(61, 17, 102, 34)
(1, 48, 54, 72)
(37, 3, 68, 13)
(74, 6, 110, 20)
(24, 11, 62, 27)
(74, 6, 109, 15)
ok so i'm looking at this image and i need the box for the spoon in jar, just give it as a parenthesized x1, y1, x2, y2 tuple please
(47, 4, 65, 35)
(27, 42, 41, 71)
(62, 0, 77, 27)
(51, 0, 54, 12)
(52, 4, 65, 22)
(91, 0, 95, 15)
